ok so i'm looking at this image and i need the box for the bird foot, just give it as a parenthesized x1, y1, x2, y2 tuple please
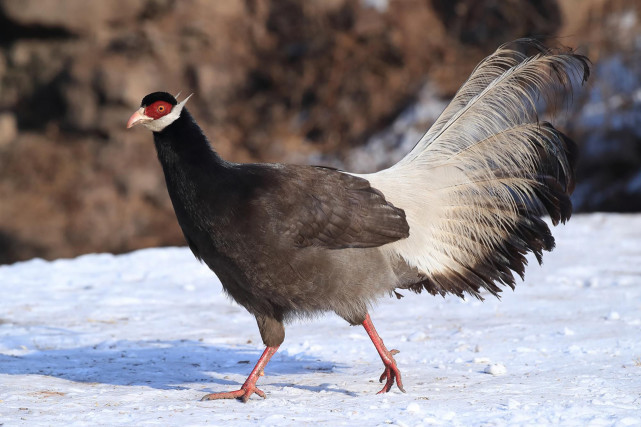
(376, 348, 405, 394)
(200, 384, 266, 403)
(362, 314, 406, 394)
(200, 345, 278, 403)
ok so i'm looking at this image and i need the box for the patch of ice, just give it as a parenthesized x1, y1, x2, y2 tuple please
(567, 345, 583, 354)
(407, 331, 427, 342)
(507, 399, 521, 410)
(442, 411, 456, 420)
(619, 417, 641, 426)
(484, 364, 507, 376)
(606, 311, 621, 320)
(405, 402, 421, 414)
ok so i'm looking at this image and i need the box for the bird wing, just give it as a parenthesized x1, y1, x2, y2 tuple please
(357, 39, 590, 298)
(275, 166, 409, 250)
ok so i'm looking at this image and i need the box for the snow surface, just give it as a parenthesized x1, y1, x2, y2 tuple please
(1, 214, 641, 426)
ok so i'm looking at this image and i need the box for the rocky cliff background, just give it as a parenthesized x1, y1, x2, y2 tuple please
(0, 0, 639, 264)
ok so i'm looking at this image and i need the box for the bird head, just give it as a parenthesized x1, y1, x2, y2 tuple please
(127, 92, 192, 132)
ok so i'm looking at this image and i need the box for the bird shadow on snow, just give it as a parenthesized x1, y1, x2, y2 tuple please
(0, 339, 353, 395)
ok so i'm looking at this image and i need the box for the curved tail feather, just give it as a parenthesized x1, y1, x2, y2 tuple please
(358, 39, 590, 299)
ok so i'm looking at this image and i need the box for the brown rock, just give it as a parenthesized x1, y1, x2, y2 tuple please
(0, 0, 636, 264)
(0, 113, 17, 148)
(0, 0, 147, 35)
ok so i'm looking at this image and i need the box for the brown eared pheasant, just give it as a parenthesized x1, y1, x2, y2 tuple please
(127, 39, 589, 402)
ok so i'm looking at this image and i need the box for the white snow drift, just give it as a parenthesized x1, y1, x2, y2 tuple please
(1, 214, 640, 426)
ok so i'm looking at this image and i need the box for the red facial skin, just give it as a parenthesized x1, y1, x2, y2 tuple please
(144, 101, 173, 119)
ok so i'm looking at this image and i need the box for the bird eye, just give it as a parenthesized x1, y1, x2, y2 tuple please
(158, 105, 165, 112)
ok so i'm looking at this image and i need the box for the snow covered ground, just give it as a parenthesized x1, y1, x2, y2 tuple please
(1, 214, 640, 426)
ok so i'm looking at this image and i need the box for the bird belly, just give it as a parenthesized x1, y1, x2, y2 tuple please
(202, 242, 411, 325)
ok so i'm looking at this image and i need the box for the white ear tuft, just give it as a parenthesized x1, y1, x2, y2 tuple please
(176, 93, 193, 109)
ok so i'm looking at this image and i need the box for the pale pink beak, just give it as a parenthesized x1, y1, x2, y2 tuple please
(127, 108, 152, 129)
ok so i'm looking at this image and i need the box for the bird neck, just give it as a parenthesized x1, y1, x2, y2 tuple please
(152, 108, 227, 172)
(151, 108, 233, 224)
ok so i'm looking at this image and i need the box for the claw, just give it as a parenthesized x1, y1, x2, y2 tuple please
(201, 384, 267, 403)
(200, 345, 279, 403)
(376, 348, 405, 394)
(253, 387, 266, 399)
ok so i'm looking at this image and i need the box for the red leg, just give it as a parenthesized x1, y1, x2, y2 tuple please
(362, 314, 405, 394)
(201, 345, 279, 403)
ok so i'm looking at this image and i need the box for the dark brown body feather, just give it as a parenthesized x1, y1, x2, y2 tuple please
(153, 110, 424, 345)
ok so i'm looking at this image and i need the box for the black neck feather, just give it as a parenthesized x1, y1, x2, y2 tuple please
(152, 108, 227, 171)
(151, 108, 234, 227)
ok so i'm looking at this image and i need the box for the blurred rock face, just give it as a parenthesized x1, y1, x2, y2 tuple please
(0, 0, 638, 263)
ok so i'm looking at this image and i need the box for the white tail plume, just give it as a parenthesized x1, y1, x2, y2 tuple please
(357, 39, 590, 298)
